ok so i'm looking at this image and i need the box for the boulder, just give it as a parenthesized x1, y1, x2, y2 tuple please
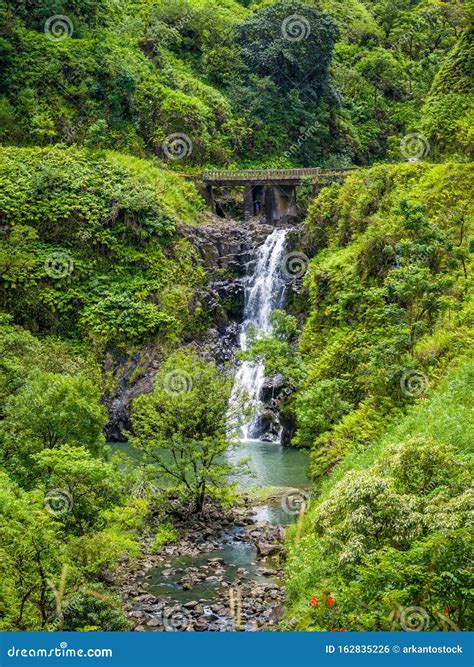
(256, 541, 280, 557)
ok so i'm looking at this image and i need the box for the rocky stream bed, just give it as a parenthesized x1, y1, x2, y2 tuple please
(115, 495, 303, 632)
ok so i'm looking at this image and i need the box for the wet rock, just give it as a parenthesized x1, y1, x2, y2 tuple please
(183, 601, 199, 609)
(133, 594, 156, 603)
(270, 604, 285, 623)
(256, 541, 280, 557)
(117, 495, 290, 633)
(257, 568, 278, 576)
(193, 621, 208, 631)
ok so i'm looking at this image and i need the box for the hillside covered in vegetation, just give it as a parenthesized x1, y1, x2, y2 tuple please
(282, 162, 473, 630)
(0, 0, 472, 634)
(1, 0, 471, 164)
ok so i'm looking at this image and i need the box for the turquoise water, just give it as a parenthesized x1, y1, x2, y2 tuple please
(228, 440, 309, 489)
(114, 438, 309, 608)
(110, 439, 309, 490)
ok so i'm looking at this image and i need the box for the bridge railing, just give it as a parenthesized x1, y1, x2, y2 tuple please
(202, 168, 324, 181)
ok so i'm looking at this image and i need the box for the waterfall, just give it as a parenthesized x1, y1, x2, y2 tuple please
(229, 228, 289, 442)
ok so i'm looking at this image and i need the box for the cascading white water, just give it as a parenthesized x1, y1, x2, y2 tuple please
(229, 228, 289, 442)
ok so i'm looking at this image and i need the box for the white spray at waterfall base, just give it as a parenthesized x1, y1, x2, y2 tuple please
(229, 228, 289, 442)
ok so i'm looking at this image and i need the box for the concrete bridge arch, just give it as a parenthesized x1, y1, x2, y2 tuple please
(202, 168, 355, 223)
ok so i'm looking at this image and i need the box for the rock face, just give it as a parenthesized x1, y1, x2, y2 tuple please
(104, 217, 302, 441)
(178, 219, 273, 277)
(103, 348, 164, 441)
(257, 374, 288, 442)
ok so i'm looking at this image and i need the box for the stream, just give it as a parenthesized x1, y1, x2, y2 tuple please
(117, 227, 309, 631)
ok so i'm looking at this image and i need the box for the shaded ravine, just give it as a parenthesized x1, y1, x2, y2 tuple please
(117, 228, 309, 631)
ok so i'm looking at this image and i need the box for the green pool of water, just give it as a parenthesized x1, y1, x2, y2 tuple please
(227, 440, 309, 489)
(109, 439, 309, 491)
(111, 439, 309, 608)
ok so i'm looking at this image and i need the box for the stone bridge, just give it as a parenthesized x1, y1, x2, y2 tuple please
(202, 167, 356, 223)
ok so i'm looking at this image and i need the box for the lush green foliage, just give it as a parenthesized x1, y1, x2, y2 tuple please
(60, 587, 131, 632)
(284, 360, 474, 630)
(0, 371, 107, 485)
(0, 463, 142, 630)
(0, 0, 469, 164)
(283, 161, 473, 630)
(241, 310, 301, 387)
(0, 146, 206, 351)
(294, 162, 472, 479)
(421, 24, 474, 159)
(0, 0, 472, 636)
(151, 522, 179, 554)
(0, 317, 149, 630)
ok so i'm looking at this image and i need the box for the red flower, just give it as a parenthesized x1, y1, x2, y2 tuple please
(330, 628, 338, 632)
(309, 597, 318, 607)
(444, 608, 450, 615)
(327, 595, 335, 606)
(340, 627, 347, 632)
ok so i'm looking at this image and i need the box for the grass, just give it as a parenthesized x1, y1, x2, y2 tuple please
(313, 355, 474, 506)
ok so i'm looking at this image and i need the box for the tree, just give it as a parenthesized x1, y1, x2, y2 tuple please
(235, 0, 339, 99)
(33, 445, 123, 534)
(130, 353, 235, 513)
(59, 586, 131, 631)
(295, 379, 354, 447)
(383, 201, 456, 349)
(298, 438, 473, 630)
(0, 471, 68, 630)
(0, 371, 107, 486)
(356, 47, 408, 110)
(243, 310, 301, 387)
